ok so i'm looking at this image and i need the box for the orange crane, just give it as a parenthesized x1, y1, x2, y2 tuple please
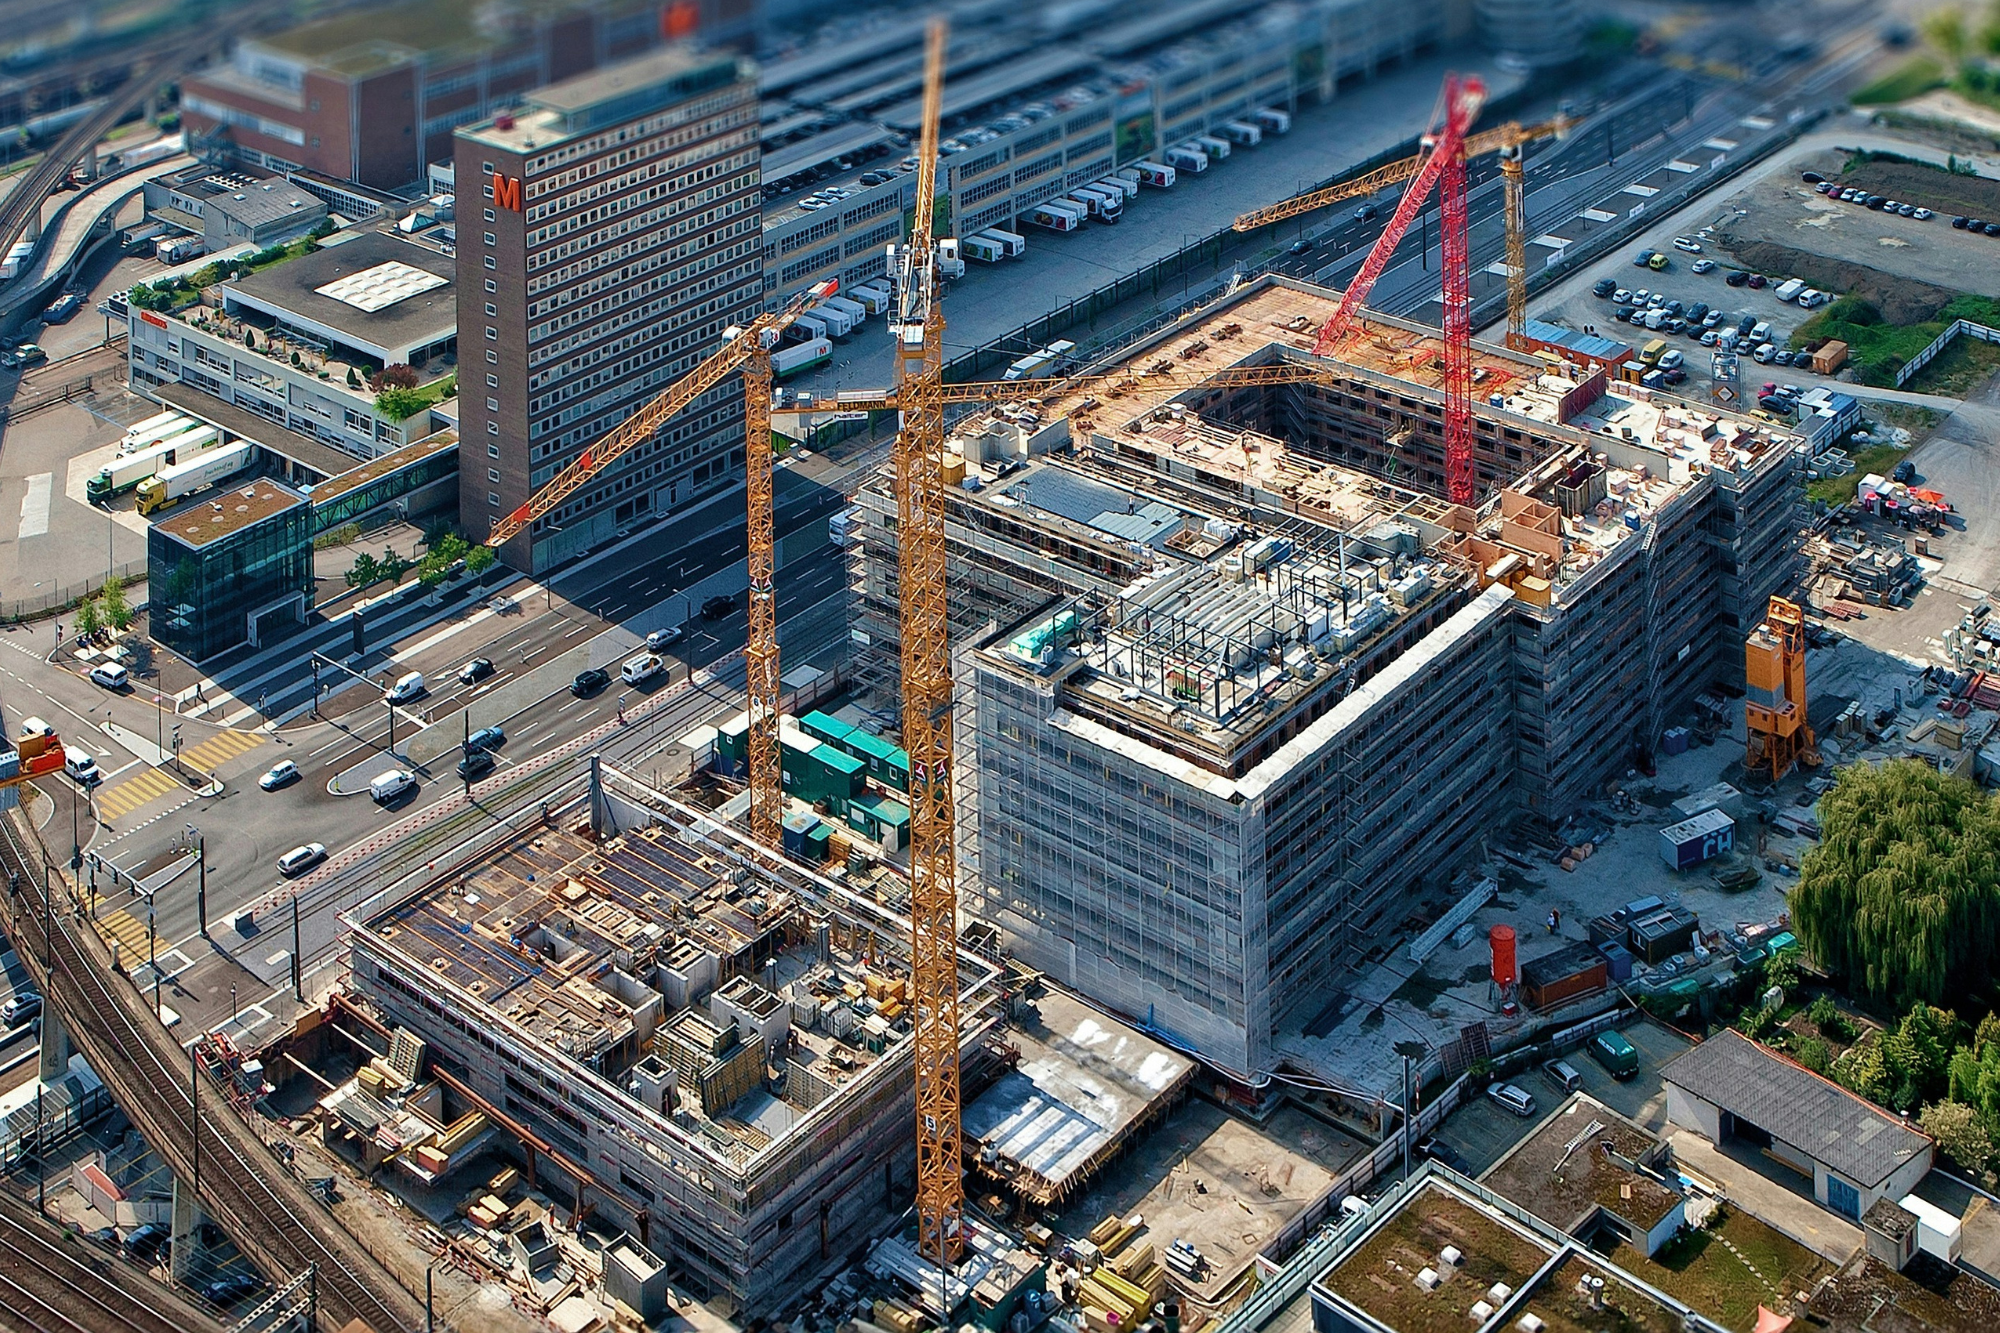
(483, 279, 835, 846)
(1231, 111, 1568, 349)
(1745, 596, 1819, 782)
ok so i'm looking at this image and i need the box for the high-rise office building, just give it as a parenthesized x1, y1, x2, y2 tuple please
(456, 47, 762, 571)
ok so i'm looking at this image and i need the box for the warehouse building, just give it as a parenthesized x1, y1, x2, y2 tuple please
(851, 276, 1802, 1078)
(347, 765, 1005, 1314)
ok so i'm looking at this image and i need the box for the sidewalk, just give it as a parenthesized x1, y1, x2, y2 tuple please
(99, 721, 220, 796)
(1666, 1128, 1862, 1263)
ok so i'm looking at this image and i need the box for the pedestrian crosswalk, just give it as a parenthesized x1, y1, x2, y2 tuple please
(95, 768, 181, 821)
(96, 907, 154, 960)
(177, 728, 264, 774)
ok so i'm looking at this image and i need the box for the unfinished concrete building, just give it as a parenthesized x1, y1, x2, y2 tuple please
(346, 766, 1003, 1312)
(847, 278, 1802, 1080)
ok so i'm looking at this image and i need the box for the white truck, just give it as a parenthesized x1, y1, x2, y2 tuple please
(1002, 339, 1076, 381)
(1026, 200, 1085, 232)
(961, 234, 1005, 264)
(1773, 278, 1806, 303)
(135, 440, 253, 514)
(1133, 161, 1177, 187)
(1163, 146, 1207, 175)
(120, 411, 192, 454)
(96, 426, 221, 499)
(1192, 134, 1232, 161)
(1220, 120, 1263, 147)
(938, 237, 965, 279)
(1069, 188, 1121, 222)
(1253, 107, 1292, 135)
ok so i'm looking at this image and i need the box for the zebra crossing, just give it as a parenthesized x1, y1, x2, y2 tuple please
(176, 728, 265, 774)
(93, 729, 264, 821)
(96, 907, 155, 958)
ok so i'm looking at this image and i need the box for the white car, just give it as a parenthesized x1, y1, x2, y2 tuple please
(1915, 207, 1934, 220)
(277, 843, 327, 877)
(1754, 343, 1777, 363)
(87, 663, 128, 689)
(1690, 258, 1717, 274)
(646, 626, 685, 651)
(1672, 236, 1703, 253)
(258, 760, 299, 791)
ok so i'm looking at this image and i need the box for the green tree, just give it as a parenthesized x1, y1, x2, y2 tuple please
(1881, 1002, 1959, 1111)
(74, 598, 100, 637)
(1921, 1100, 1993, 1172)
(374, 387, 429, 421)
(1790, 760, 2000, 1007)
(464, 545, 497, 576)
(1793, 1035, 1833, 1074)
(1835, 1035, 1892, 1103)
(346, 552, 381, 588)
(101, 574, 131, 631)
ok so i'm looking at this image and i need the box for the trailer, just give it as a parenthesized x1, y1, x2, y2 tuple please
(788, 313, 830, 344)
(1253, 107, 1292, 135)
(961, 234, 1005, 264)
(1095, 176, 1138, 202)
(136, 440, 253, 514)
(982, 228, 1027, 256)
(89, 431, 213, 501)
(120, 411, 191, 454)
(41, 292, 79, 324)
(1025, 200, 1084, 232)
(0, 240, 32, 280)
(1133, 161, 1177, 188)
(155, 235, 204, 264)
(848, 282, 892, 315)
(1072, 187, 1122, 221)
(1163, 146, 1207, 175)
(1001, 339, 1075, 382)
(1192, 135, 1232, 161)
(772, 337, 832, 379)
(1220, 120, 1263, 147)
(821, 295, 869, 326)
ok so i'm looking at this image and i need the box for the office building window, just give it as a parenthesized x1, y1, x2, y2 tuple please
(488, 468, 502, 483)
(485, 279, 497, 293)
(484, 232, 496, 246)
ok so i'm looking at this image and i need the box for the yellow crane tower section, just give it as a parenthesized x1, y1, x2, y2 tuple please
(1745, 596, 1819, 783)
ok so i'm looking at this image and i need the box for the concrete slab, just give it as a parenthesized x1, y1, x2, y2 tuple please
(1666, 1126, 1862, 1263)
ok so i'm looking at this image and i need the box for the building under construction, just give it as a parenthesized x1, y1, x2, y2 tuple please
(345, 765, 1005, 1313)
(846, 276, 1802, 1079)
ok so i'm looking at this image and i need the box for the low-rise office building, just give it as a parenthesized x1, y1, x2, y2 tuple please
(142, 165, 329, 254)
(148, 475, 314, 661)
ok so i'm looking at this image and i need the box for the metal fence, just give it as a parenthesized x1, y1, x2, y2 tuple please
(0, 371, 101, 426)
(1896, 317, 2000, 387)
(0, 560, 147, 623)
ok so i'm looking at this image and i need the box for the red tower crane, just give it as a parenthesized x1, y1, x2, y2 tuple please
(1310, 73, 1488, 506)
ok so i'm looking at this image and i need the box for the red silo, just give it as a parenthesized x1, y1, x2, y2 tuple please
(1490, 925, 1517, 989)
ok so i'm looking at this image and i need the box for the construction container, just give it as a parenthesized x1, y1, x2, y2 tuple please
(1671, 782, 1744, 824)
(1520, 941, 1609, 1010)
(1597, 942, 1635, 982)
(1660, 726, 1690, 756)
(717, 713, 749, 769)
(798, 710, 854, 750)
(1812, 340, 1848, 374)
(1661, 808, 1734, 870)
(1627, 906, 1700, 963)
(782, 810, 821, 857)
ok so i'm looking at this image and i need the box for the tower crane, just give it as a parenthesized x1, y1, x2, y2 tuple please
(1231, 109, 1567, 354)
(484, 277, 836, 846)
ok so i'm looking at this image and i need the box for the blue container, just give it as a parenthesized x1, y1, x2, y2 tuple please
(1598, 942, 1635, 982)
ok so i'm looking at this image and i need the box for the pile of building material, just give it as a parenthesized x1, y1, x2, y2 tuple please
(1065, 1214, 1170, 1332)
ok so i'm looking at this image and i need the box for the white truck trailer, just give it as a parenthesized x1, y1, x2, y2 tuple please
(135, 439, 252, 514)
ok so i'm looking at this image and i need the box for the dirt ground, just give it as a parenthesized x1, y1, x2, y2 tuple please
(1716, 235, 1957, 324)
(1843, 157, 2000, 220)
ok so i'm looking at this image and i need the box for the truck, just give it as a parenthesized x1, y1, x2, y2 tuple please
(1163, 146, 1207, 175)
(981, 228, 1027, 256)
(1220, 120, 1264, 147)
(120, 411, 192, 454)
(1068, 188, 1120, 222)
(1001, 340, 1076, 381)
(1252, 107, 1292, 135)
(961, 234, 1005, 264)
(1025, 200, 1084, 232)
(807, 303, 856, 339)
(1094, 176, 1137, 202)
(1773, 278, 1806, 303)
(789, 313, 831, 343)
(155, 235, 203, 264)
(92, 426, 222, 499)
(937, 237, 964, 280)
(848, 281, 892, 315)
(1133, 161, 1177, 187)
(41, 292, 79, 324)
(0, 240, 32, 280)
(135, 440, 253, 514)
(1192, 135, 1232, 161)
(772, 337, 832, 379)
(821, 295, 869, 327)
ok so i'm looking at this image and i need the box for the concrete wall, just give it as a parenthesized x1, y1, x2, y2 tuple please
(1664, 1083, 1720, 1142)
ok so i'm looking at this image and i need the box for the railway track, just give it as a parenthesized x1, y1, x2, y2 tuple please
(0, 1193, 222, 1333)
(0, 816, 422, 1332)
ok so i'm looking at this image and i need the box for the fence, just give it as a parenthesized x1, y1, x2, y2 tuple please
(1895, 318, 2000, 387)
(0, 560, 146, 623)
(0, 371, 100, 426)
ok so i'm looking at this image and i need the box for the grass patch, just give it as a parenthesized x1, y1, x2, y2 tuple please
(1791, 293, 2000, 386)
(1853, 55, 1947, 105)
(1903, 331, 2000, 396)
(1808, 441, 1911, 506)
(1613, 1207, 1832, 1331)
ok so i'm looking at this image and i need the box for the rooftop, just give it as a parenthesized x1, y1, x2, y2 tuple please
(960, 988, 1195, 1205)
(153, 478, 306, 550)
(251, 0, 660, 77)
(220, 231, 456, 355)
(459, 47, 749, 154)
(1661, 1030, 1932, 1188)
(152, 382, 369, 480)
(1481, 1094, 1684, 1236)
(1807, 1252, 2000, 1333)
(155, 166, 325, 231)
(304, 427, 459, 506)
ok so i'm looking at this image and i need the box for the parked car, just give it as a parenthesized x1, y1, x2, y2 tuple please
(1632, 250, 1656, 267)
(1487, 1083, 1537, 1118)
(1591, 1030, 1641, 1079)
(1415, 1136, 1468, 1172)
(1955, 215, 1972, 229)
(1691, 260, 1717, 277)
(457, 657, 495, 684)
(87, 663, 128, 689)
(1915, 207, 1933, 220)
(2, 992, 39, 1026)
(1746, 274, 1768, 288)
(1541, 1058, 1584, 1092)
(123, 1224, 168, 1258)
(571, 667, 610, 696)
(1800, 170, 1825, 183)
(258, 760, 299, 791)
(278, 843, 327, 877)
(204, 1275, 263, 1304)
(1894, 458, 1918, 483)
(1983, 222, 2000, 236)
(1726, 269, 1750, 286)
(1672, 236, 1702, 253)
(1612, 288, 1632, 303)
(1663, 366, 1689, 385)
(1593, 277, 1618, 297)
(1647, 253, 1669, 271)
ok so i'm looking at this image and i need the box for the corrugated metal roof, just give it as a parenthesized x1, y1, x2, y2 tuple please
(1524, 318, 1631, 362)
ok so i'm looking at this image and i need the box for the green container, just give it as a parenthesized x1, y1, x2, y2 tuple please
(799, 710, 853, 749)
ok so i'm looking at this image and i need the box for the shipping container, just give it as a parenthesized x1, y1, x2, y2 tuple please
(135, 440, 253, 514)
(821, 295, 869, 326)
(1163, 146, 1207, 174)
(1253, 107, 1292, 135)
(982, 228, 1027, 256)
(1133, 161, 1177, 187)
(1659, 808, 1734, 870)
(1219, 120, 1263, 147)
(772, 337, 831, 379)
(1520, 941, 1609, 1010)
(961, 234, 1005, 264)
(1025, 201, 1084, 232)
(1627, 906, 1700, 963)
(1192, 135, 1232, 161)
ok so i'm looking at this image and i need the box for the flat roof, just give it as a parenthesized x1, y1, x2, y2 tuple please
(960, 988, 1194, 1203)
(252, 0, 659, 75)
(222, 231, 455, 357)
(304, 427, 458, 506)
(878, 49, 1098, 130)
(1482, 1094, 1683, 1235)
(762, 124, 901, 184)
(151, 383, 364, 480)
(157, 167, 324, 230)
(461, 48, 748, 152)
(154, 478, 306, 550)
(1320, 1178, 1555, 1333)
(1662, 1030, 1931, 1188)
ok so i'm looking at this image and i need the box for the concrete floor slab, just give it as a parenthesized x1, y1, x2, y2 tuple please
(1666, 1127, 1862, 1264)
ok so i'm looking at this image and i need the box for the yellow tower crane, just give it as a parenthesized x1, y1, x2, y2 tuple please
(1231, 115, 1569, 348)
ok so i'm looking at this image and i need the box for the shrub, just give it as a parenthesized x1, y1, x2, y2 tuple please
(1921, 1100, 1993, 1173)
(1793, 1035, 1832, 1074)
(370, 364, 420, 392)
(374, 387, 429, 421)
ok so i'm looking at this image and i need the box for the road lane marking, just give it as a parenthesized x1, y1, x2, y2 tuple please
(17, 473, 49, 538)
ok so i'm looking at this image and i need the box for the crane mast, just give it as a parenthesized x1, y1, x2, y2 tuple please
(890, 16, 966, 1269)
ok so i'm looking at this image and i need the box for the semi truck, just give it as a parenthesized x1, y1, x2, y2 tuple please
(1026, 200, 1084, 232)
(1002, 339, 1076, 381)
(1253, 107, 1292, 135)
(772, 337, 832, 379)
(937, 238, 964, 280)
(120, 411, 192, 454)
(89, 431, 217, 501)
(1220, 120, 1263, 147)
(1133, 161, 1177, 187)
(1070, 187, 1121, 222)
(1163, 146, 1207, 174)
(0, 240, 32, 280)
(135, 440, 253, 514)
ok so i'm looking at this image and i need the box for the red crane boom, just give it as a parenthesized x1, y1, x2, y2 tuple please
(1311, 73, 1487, 506)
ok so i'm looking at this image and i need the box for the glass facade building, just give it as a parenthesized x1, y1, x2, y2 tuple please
(149, 480, 314, 662)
